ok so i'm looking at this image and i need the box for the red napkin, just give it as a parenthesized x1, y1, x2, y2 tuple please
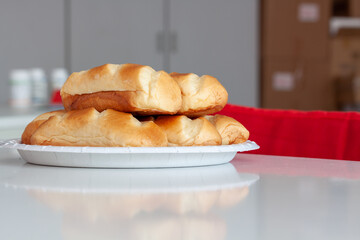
(218, 104, 360, 161)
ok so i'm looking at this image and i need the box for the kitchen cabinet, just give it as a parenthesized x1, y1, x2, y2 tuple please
(69, 0, 259, 106)
(169, 0, 259, 106)
(70, 0, 164, 72)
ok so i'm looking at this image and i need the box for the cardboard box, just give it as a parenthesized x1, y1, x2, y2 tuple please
(262, 0, 331, 60)
(332, 0, 350, 16)
(332, 0, 360, 17)
(261, 58, 336, 110)
(350, 0, 360, 17)
(336, 75, 360, 106)
(330, 28, 360, 77)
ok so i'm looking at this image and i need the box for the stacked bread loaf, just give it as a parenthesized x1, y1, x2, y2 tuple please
(22, 63, 249, 147)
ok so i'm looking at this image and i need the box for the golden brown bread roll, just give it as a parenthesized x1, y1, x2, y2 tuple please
(61, 63, 182, 115)
(155, 115, 221, 146)
(204, 115, 249, 145)
(21, 110, 66, 145)
(30, 108, 167, 147)
(170, 72, 228, 117)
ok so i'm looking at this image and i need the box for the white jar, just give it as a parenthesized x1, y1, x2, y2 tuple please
(31, 68, 48, 106)
(9, 69, 31, 108)
(51, 68, 68, 90)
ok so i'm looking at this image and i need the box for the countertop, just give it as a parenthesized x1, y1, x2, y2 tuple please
(0, 105, 62, 139)
(0, 105, 62, 117)
(1, 150, 359, 240)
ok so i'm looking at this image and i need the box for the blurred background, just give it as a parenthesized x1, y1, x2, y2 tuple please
(1, 0, 360, 138)
(0, 0, 258, 109)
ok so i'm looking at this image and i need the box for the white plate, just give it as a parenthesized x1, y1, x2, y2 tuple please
(0, 139, 260, 168)
(2, 163, 259, 193)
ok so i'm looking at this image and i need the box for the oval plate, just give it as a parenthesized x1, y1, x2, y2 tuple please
(0, 139, 260, 168)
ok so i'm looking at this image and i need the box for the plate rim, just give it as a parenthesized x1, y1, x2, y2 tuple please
(1, 138, 260, 154)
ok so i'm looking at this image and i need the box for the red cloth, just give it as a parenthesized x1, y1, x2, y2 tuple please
(218, 104, 360, 161)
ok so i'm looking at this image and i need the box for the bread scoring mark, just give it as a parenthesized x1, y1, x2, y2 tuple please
(180, 116, 202, 144)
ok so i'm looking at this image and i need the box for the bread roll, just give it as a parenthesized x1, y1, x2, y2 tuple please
(21, 110, 66, 145)
(61, 63, 182, 115)
(155, 115, 221, 146)
(170, 73, 228, 117)
(204, 115, 249, 145)
(30, 108, 167, 147)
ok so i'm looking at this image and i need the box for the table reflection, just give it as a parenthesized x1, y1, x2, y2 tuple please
(3, 163, 259, 240)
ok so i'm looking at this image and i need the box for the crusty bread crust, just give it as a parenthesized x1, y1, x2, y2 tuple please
(155, 115, 221, 146)
(21, 110, 66, 144)
(170, 73, 228, 117)
(61, 64, 182, 115)
(30, 108, 168, 147)
(61, 91, 176, 115)
(204, 115, 249, 145)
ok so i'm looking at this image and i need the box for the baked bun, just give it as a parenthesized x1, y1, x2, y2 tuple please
(169, 72, 228, 117)
(30, 108, 167, 147)
(204, 115, 249, 145)
(61, 63, 182, 115)
(155, 115, 221, 146)
(21, 110, 66, 145)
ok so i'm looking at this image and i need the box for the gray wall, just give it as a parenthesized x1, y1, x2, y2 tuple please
(0, 0, 259, 107)
(0, 0, 65, 105)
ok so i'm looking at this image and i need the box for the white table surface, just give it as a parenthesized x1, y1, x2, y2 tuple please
(0, 105, 63, 139)
(0, 149, 360, 240)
